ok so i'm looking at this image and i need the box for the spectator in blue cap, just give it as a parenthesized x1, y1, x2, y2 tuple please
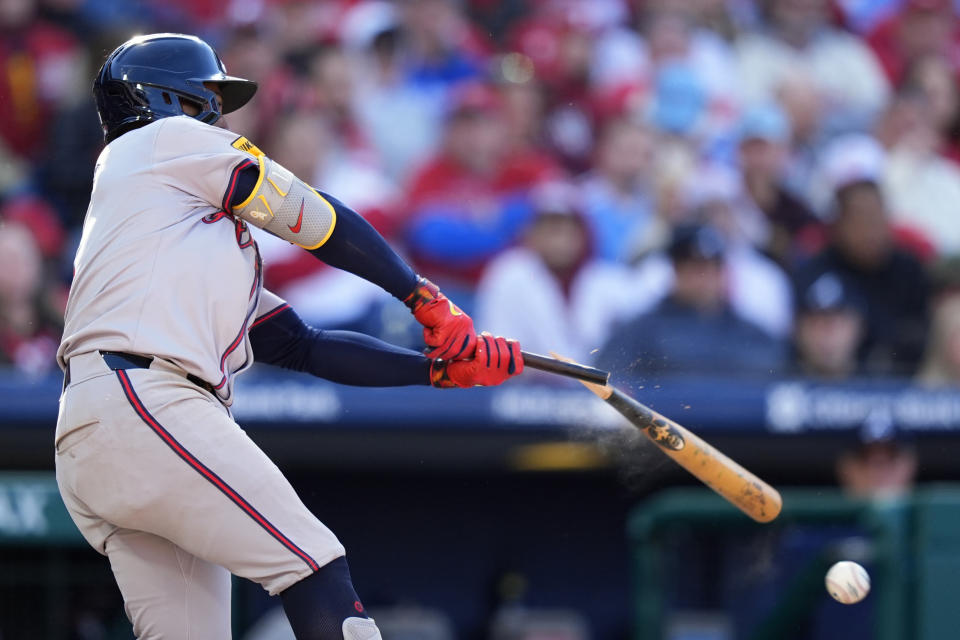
(836, 408, 917, 499)
(738, 102, 821, 267)
(648, 62, 707, 137)
(595, 223, 786, 382)
(792, 271, 866, 379)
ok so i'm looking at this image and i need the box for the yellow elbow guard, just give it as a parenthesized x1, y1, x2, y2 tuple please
(233, 155, 336, 249)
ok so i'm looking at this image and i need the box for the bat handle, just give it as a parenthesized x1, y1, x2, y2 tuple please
(521, 350, 610, 385)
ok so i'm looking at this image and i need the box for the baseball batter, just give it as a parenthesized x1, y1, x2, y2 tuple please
(55, 33, 523, 639)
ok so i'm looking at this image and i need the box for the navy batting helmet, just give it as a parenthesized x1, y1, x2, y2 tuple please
(93, 33, 257, 142)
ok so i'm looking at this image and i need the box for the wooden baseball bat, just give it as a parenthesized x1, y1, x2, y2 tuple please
(579, 378, 782, 523)
(521, 351, 610, 385)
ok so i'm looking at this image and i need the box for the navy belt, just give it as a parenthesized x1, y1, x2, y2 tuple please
(103, 351, 217, 395)
(63, 351, 217, 396)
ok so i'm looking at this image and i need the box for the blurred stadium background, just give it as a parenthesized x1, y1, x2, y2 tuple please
(3, 0, 960, 637)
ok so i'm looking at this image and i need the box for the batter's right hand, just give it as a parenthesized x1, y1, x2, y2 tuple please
(404, 277, 477, 361)
(430, 334, 523, 388)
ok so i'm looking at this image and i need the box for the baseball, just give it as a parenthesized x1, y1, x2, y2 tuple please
(825, 561, 871, 604)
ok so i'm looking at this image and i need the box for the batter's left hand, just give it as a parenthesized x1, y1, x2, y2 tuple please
(430, 334, 523, 388)
(404, 277, 477, 360)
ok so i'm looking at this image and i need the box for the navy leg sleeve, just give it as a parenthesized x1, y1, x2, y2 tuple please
(281, 556, 368, 640)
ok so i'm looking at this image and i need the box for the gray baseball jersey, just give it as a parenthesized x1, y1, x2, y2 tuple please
(58, 115, 281, 406)
(55, 115, 349, 636)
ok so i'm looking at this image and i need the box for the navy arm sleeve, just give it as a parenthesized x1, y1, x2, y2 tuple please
(249, 304, 431, 386)
(310, 190, 419, 300)
(228, 167, 418, 300)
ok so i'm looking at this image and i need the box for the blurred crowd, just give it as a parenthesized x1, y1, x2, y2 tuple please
(3, 0, 960, 387)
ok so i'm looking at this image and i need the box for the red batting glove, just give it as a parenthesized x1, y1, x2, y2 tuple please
(430, 334, 524, 388)
(404, 277, 477, 360)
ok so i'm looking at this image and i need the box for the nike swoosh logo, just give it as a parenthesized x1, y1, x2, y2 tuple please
(289, 199, 304, 233)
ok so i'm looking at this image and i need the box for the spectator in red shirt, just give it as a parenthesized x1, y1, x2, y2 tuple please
(403, 82, 558, 295)
(506, 7, 601, 172)
(866, 0, 959, 87)
(0, 0, 83, 162)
